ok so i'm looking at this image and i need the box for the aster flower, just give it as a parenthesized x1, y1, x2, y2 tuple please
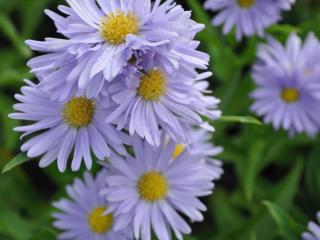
(26, 52, 107, 101)
(251, 33, 320, 136)
(53, 171, 132, 239)
(26, 0, 208, 96)
(303, 212, 320, 240)
(204, 0, 291, 40)
(171, 128, 224, 180)
(106, 65, 221, 146)
(27, 39, 209, 101)
(9, 80, 128, 172)
(256, 33, 320, 75)
(278, 0, 296, 10)
(101, 134, 219, 240)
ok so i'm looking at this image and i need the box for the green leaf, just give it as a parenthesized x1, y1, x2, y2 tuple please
(263, 201, 305, 240)
(216, 116, 262, 125)
(0, 13, 31, 58)
(209, 190, 245, 238)
(305, 143, 320, 206)
(185, 0, 240, 82)
(2, 153, 31, 174)
(0, 0, 17, 14)
(224, 160, 303, 240)
(267, 24, 300, 36)
(0, 206, 35, 240)
(19, 0, 52, 38)
(0, 94, 20, 150)
(0, 68, 31, 87)
(243, 141, 266, 201)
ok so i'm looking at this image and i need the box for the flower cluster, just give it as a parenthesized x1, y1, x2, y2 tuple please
(53, 129, 223, 240)
(10, 0, 223, 239)
(204, 0, 296, 40)
(251, 33, 320, 136)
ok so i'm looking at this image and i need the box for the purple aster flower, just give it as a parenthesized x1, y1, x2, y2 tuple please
(251, 33, 320, 136)
(303, 212, 320, 240)
(101, 135, 219, 240)
(26, 0, 208, 96)
(26, 52, 107, 101)
(204, 0, 293, 40)
(53, 171, 132, 239)
(9, 80, 128, 172)
(106, 65, 221, 146)
(278, 0, 296, 10)
(27, 38, 209, 101)
(256, 33, 320, 75)
(170, 128, 224, 180)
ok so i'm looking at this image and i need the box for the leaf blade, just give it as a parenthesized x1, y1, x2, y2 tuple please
(2, 153, 31, 174)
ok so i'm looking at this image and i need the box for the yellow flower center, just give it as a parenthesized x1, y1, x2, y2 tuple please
(281, 88, 300, 103)
(137, 171, 168, 202)
(63, 97, 95, 128)
(172, 144, 186, 159)
(101, 12, 139, 45)
(237, 0, 256, 8)
(88, 207, 113, 234)
(138, 69, 167, 101)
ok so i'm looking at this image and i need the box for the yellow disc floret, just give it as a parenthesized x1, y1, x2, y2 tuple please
(101, 12, 139, 45)
(281, 88, 300, 103)
(237, 0, 256, 8)
(137, 171, 168, 202)
(63, 97, 95, 128)
(138, 69, 167, 101)
(172, 144, 186, 159)
(88, 207, 113, 234)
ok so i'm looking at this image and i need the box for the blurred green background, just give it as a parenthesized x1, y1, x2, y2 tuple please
(1, 0, 320, 239)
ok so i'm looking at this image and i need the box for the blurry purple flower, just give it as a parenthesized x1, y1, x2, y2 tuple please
(256, 33, 320, 74)
(101, 134, 220, 240)
(278, 0, 296, 10)
(204, 0, 294, 40)
(303, 212, 320, 240)
(9, 80, 128, 172)
(251, 33, 320, 136)
(53, 171, 132, 239)
(26, 0, 207, 96)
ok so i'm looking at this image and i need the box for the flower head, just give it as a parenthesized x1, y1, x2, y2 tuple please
(106, 64, 221, 146)
(101, 134, 220, 240)
(303, 212, 320, 240)
(53, 171, 131, 239)
(251, 33, 320, 136)
(26, 0, 207, 97)
(278, 0, 296, 10)
(9, 80, 128, 172)
(170, 128, 224, 180)
(204, 0, 294, 40)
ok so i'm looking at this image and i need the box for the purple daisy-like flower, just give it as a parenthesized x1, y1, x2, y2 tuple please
(9, 80, 128, 172)
(26, 0, 208, 96)
(53, 171, 132, 239)
(27, 38, 209, 101)
(101, 134, 219, 240)
(251, 33, 320, 136)
(204, 0, 293, 40)
(256, 33, 320, 75)
(278, 0, 296, 10)
(170, 128, 224, 180)
(106, 64, 221, 146)
(303, 212, 320, 240)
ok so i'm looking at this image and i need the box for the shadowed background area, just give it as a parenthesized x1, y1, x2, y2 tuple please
(0, 0, 320, 239)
